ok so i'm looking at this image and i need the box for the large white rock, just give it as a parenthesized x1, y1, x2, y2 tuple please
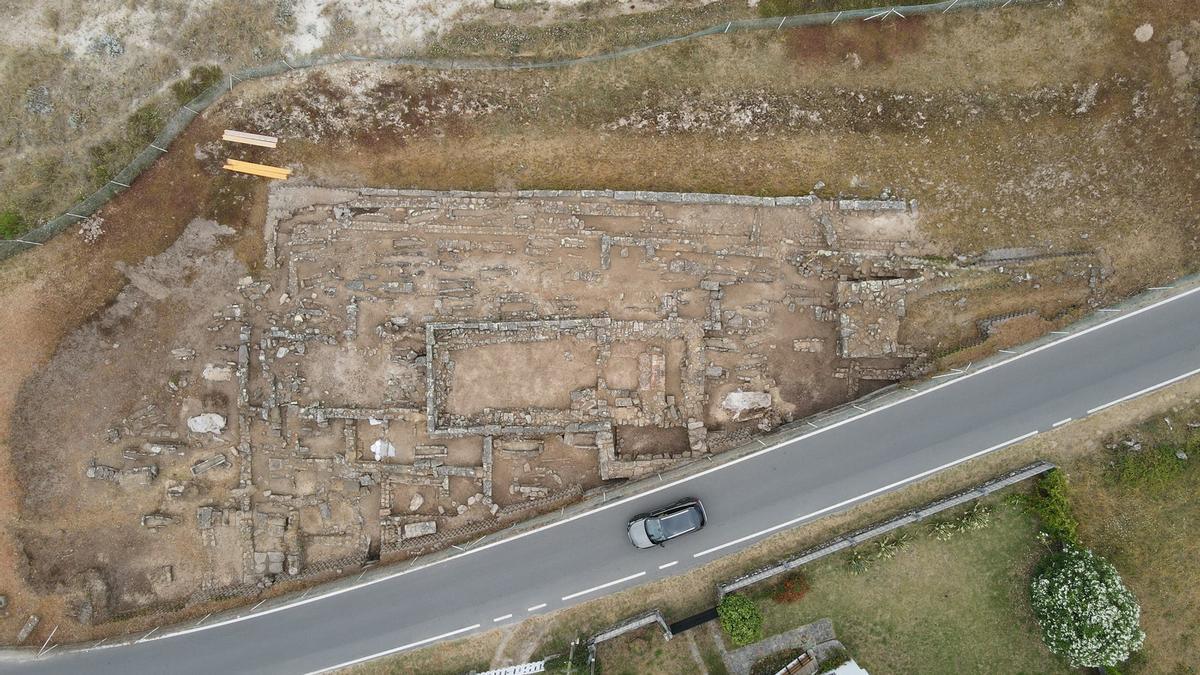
(1134, 23, 1153, 42)
(187, 413, 226, 434)
(370, 439, 396, 461)
(402, 521, 437, 539)
(201, 364, 233, 382)
(408, 493, 425, 512)
(721, 390, 773, 421)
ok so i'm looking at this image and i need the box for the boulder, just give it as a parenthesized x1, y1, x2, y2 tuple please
(402, 521, 437, 539)
(141, 513, 177, 529)
(408, 493, 425, 512)
(201, 364, 234, 382)
(187, 413, 226, 434)
(16, 615, 38, 644)
(370, 439, 396, 461)
(721, 390, 773, 421)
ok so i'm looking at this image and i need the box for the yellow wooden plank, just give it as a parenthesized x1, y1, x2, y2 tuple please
(223, 164, 289, 180)
(222, 166, 289, 179)
(223, 166, 287, 180)
(223, 161, 289, 176)
(224, 158, 292, 175)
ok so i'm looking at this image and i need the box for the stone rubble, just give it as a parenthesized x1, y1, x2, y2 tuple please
(82, 185, 939, 605)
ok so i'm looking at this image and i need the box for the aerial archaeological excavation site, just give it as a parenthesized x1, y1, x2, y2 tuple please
(20, 183, 944, 618)
(2, 0, 1200, 672)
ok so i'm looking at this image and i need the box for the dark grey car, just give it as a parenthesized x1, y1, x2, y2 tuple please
(627, 498, 707, 549)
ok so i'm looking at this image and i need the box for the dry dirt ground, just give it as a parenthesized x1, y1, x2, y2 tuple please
(0, 0, 1198, 651)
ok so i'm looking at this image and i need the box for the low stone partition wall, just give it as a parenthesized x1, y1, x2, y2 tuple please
(586, 609, 672, 661)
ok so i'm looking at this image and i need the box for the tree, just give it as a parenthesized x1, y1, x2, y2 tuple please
(717, 593, 763, 646)
(1030, 545, 1144, 668)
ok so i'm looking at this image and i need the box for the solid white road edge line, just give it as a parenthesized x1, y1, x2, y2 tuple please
(692, 430, 1040, 559)
(561, 571, 647, 601)
(305, 624, 481, 675)
(114, 283, 1200, 647)
(1086, 366, 1200, 415)
(658, 561, 678, 570)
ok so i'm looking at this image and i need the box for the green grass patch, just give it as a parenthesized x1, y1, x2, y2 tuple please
(171, 65, 224, 105)
(1109, 443, 1189, 490)
(0, 209, 27, 239)
(750, 646, 809, 675)
(87, 102, 166, 185)
(1072, 415, 1200, 674)
(756, 501, 1068, 673)
(817, 647, 851, 673)
(593, 624, 710, 675)
(543, 641, 590, 674)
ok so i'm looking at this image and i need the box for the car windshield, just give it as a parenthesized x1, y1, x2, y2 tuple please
(644, 517, 665, 543)
(656, 507, 701, 540)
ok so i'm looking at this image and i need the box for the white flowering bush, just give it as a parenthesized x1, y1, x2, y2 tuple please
(1030, 545, 1144, 668)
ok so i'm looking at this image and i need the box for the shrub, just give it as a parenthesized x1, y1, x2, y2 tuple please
(171, 65, 224, 105)
(958, 502, 992, 532)
(1030, 545, 1144, 668)
(1111, 443, 1186, 489)
(845, 548, 872, 575)
(930, 519, 957, 541)
(771, 574, 810, 604)
(816, 647, 851, 673)
(0, 209, 27, 238)
(718, 593, 763, 647)
(874, 533, 910, 560)
(1020, 469, 1079, 544)
(930, 502, 992, 541)
(749, 647, 809, 675)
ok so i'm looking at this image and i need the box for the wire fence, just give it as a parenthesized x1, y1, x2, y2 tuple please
(0, 0, 1053, 261)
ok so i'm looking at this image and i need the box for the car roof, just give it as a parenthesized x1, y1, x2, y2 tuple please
(655, 505, 703, 539)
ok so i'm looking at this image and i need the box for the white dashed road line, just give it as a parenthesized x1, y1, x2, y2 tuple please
(306, 624, 481, 675)
(527, 603, 547, 612)
(561, 571, 647, 602)
(658, 561, 678, 570)
(492, 614, 513, 623)
(1086, 367, 1200, 415)
(692, 430, 1040, 559)
(1052, 417, 1073, 428)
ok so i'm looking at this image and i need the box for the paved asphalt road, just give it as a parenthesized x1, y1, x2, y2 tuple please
(13, 287, 1200, 674)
